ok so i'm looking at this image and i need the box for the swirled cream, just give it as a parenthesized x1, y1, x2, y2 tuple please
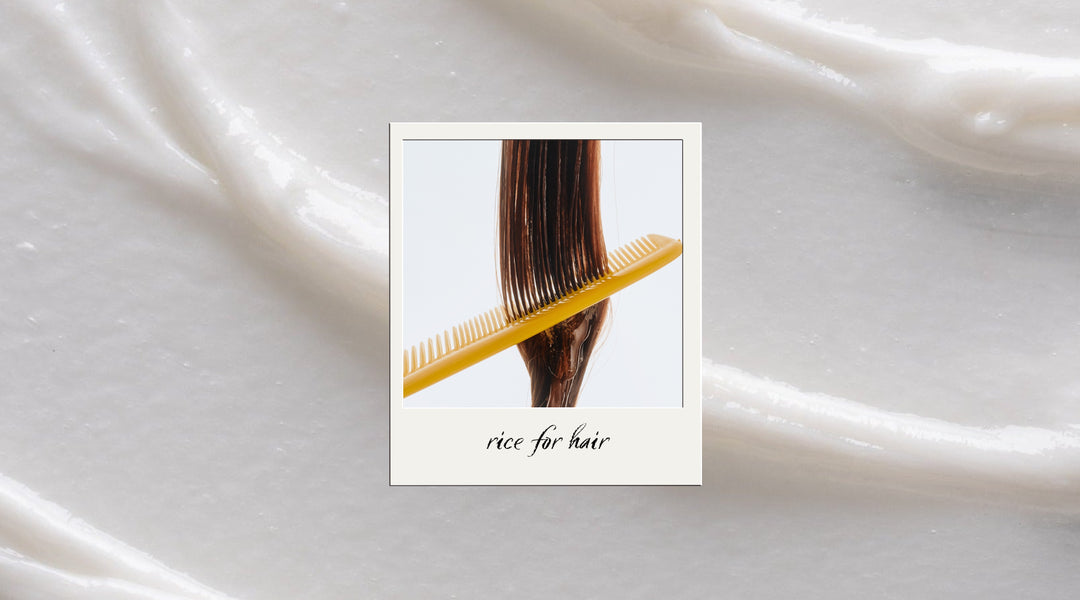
(563, 0, 1080, 175)
(2, 0, 1079, 597)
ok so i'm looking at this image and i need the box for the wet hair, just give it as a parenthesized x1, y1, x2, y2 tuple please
(498, 140, 609, 407)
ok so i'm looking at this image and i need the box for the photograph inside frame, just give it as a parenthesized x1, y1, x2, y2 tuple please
(402, 138, 684, 409)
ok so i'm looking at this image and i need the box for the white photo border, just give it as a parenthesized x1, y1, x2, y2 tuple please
(390, 122, 702, 485)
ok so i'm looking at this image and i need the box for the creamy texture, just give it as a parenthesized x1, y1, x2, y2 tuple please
(705, 361, 1080, 500)
(2, 0, 1080, 598)
(0, 474, 231, 600)
(570, 0, 1080, 174)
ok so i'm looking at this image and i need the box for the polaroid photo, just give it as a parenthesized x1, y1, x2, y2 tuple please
(390, 122, 701, 485)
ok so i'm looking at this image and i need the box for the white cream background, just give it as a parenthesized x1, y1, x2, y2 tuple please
(1, 0, 1079, 598)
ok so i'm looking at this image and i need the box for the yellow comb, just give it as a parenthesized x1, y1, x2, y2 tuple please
(403, 233, 682, 397)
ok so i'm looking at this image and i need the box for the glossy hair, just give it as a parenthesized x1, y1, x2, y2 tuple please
(498, 140, 609, 407)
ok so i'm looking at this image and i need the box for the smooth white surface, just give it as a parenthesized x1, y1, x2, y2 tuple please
(402, 139, 684, 408)
(2, 0, 1080, 598)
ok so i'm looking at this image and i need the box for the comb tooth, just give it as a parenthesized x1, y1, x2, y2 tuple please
(524, 289, 535, 317)
(538, 273, 551, 308)
(618, 248, 633, 265)
(469, 316, 480, 341)
(403, 349, 409, 374)
(613, 249, 630, 268)
(482, 311, 493, 334)
(444, 329, 451, 353)
(508, 292, 519, 321)
(418, 342, 427, 367)
(411, 345, 418, 371)
(629, 240, 644, 257)
(426, 338, 435, 365)
(435, 333, 444, 358)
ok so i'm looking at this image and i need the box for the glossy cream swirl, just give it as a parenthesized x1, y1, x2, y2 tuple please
(2, 0, 1079, 598)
